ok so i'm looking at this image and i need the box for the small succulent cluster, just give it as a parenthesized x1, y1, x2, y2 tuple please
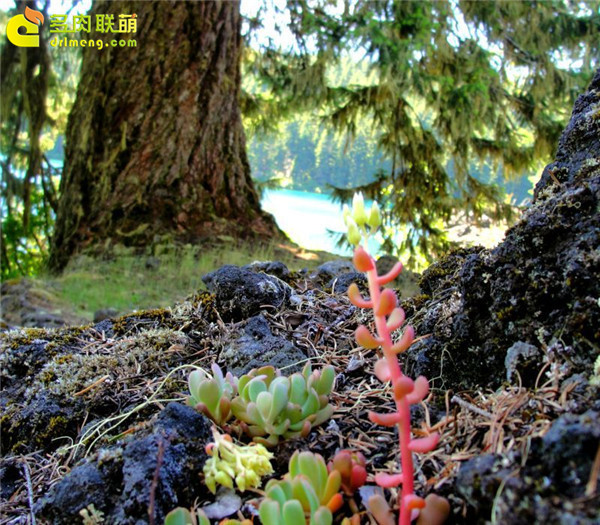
(189, 362, 335, 447)
(203, 428, 273, 493)
(231, 363, 335, 446)
(327, 449, 367, 496)
(259, 451, 343, 525)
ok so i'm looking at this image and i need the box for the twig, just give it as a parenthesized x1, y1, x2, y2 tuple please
(22, 461, 37, 525)
(74, 375, 110, 396)
(585, 442, 600, 497)
(148, 437, 166, 525)
(451, 395, 494, 419)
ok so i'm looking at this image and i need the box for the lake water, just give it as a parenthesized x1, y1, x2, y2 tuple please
(260, 189, 353, 256)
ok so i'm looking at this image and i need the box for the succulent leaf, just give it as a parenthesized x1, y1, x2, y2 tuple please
(310, 404, 335, 427)
(356, 325, 381, 349)
(405, 376, 430, 404)
(375, 472, 404, 487)
(391, 325, 415, 354)
(282, 500, 305, 525)
(188, 369, 205, 400)
(256, 391, 274, 422)
(247, 377, 268, 402)
(322, 469, 342, 505)
(415, 494, 451, 525)
(365, 494, 395, 525)
(375, 288, 397, 317)
(164, 507, 196, 525)
(312, 507, 333, 525)
(404, 494, 426, 511)
(386, 307, 406, 331)
(348, 283, 373, 308)
(298, 451, 326, 497)
(368, 410, 402, 426)
(289, 374, 307, 406)
(408, 433, 439, 453)
(301, 389, 320, 418)
(314, 365, 335, 396)
(258, 499, 281, 525)
(374, 358, 391, 382)
(353, 245, 374, 272)
(377, 261, 403, 285)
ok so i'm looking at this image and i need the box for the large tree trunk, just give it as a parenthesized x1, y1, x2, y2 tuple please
(49, 0, 279, 272)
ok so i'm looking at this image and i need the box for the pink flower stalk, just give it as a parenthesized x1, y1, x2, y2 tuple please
(343, 194, 440, 525)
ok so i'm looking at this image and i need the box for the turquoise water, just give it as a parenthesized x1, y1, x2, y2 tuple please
(260, 189, 350, 256)
(260, 189, 381, 256)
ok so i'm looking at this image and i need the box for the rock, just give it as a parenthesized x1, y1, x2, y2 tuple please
(455, 454, 504, 519)
(0, 279, 87, 328)
(534, 69, 600, 201)
(1, 391, 83, 454)
(218, 314, 306, 375)
(311, 259, 355, 282)
(376, 254, 399, 276)
(404, 71, 600, 394)
(22, 309, 68, 328)
(243, 260, 291, 281)
(90, 318, 115, 338)
(37, 402, 212, 524)
(93, 308, 118, 323)
(505, 341, 541, 386)
(202, 265, 293, 321)
(327, 271, 367, 294)
(538, 409, 600, 499)
(457, 410, 600, 524)
(0, 459, 22, 501)
(36, 462, 110, 523)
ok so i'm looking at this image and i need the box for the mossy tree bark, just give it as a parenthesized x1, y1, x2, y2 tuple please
(49, 0, 279, 272)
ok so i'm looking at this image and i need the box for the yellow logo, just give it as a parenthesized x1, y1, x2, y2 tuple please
(6, 6, 44, 47)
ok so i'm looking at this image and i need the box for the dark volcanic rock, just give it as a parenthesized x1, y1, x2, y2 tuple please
(1, 391, 83, 455)
(36, 462, 111, 523)
(327, 271, 367, 294)
(202, 265, 293, 321)
(218, 314, 306, 375)
(457, 411, 600, 524)
(404, 70, 600, 394)
(243, 260, 291, 281)
(93, 308, 118, 323)
(504, 341, 542, 386)
(311, 259, 355, 282)
(37, 402, 212, 524)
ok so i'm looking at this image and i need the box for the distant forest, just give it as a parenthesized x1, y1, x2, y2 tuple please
(245, 57, 535, 203)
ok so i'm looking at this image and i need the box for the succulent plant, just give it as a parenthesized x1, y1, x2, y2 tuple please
(164, 507, 252, 525)
(327, 449, 367, 496)
(259, 451, 343, 525)
(203, 428, 273, 494)
(230, 363, 335, 446)
(164, 507, 209, 525)
(344, 193, 447, 525)
(188, 364, 237, 426)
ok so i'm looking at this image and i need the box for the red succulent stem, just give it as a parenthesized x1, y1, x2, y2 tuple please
(365, 254, 414, 525)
